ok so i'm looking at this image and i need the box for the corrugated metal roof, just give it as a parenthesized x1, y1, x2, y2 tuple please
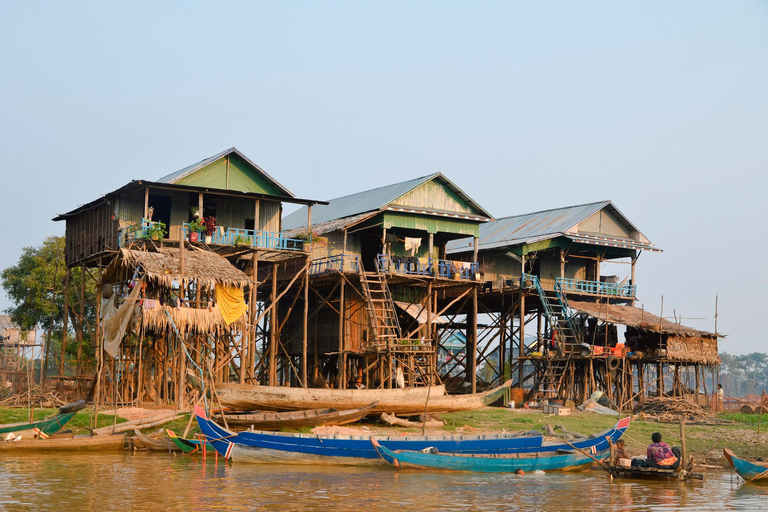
(446, 200, 659, 254)
(157, 147, 295, 198)
(283, 173, 492, 231)
(0, 315, 17, 332)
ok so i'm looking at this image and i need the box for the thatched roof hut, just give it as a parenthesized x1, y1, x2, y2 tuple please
(569, 301, 721, 364)
(102, 248, 251, 289)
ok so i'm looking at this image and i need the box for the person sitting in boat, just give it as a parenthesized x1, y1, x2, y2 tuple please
(635, 432, 680, 469)
(354, 378, 365, 390)
(612, 439, 631, 465)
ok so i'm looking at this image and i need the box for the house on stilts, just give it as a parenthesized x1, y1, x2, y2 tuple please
(446, 200, 722, 408)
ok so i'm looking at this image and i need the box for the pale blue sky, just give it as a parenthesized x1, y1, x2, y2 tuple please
(1, 2, 765, 353)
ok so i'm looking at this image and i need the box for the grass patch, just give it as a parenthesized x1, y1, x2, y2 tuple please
(719, 412, 767, 426)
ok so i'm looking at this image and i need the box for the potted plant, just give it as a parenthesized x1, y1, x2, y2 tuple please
(188, 219, 204, 242)
(190, 206, 201, 219)
(203, 216, 216, 244)
(294, 230, 327, 251)
(147, 221, 167, 241)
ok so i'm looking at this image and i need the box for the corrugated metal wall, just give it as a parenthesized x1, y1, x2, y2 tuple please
(259, 200, 281, 233)
(391, 180, 476, 215)
(227, 154, 283, 195)
(64, 202, 119, 266)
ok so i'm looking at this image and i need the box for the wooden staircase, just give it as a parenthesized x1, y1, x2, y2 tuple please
(359, 271, 402, 347)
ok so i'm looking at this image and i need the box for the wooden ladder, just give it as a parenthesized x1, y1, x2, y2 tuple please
(359, 271, 402, 345)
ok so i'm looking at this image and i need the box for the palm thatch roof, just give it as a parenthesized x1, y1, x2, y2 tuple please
(569, 301, 720, 338)
(142, 305, 246, 335)
(102, 248, 251, 289)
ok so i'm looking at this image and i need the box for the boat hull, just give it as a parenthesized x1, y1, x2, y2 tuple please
(224, 402, 377, 431)
(195, 406, 629, 466)
(215, 380, 511, 415)
(373, 440, 604, 472)
(724, 448, 768, 482)
(0, 433, 127, 452)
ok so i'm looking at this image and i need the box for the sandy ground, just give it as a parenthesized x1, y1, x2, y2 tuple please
(110, 406, 178, 421)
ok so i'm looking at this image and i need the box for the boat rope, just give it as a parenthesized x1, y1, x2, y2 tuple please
(164, 309, 208, 413)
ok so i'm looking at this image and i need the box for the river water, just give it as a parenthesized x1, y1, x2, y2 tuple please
(1, 452, 766, 511)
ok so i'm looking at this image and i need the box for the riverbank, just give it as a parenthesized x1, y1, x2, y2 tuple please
(2, 404, 765, 470)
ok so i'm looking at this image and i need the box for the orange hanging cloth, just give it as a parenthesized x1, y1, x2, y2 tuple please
(215, 284, 248, 325)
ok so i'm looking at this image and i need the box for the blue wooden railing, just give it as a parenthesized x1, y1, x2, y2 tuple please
(555, 277, 636, 298)
(376, 254, 478, 280)
(119, 218, 166, 246)
(182, 223, 305, 251)
(309, 254, 360, 275)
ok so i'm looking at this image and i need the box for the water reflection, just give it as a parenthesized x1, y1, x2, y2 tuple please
(0, 453, 766, 511)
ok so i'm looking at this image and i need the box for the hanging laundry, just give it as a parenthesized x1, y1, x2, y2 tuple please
(216, 284, 248, 325)
(404, 237, 422, 256)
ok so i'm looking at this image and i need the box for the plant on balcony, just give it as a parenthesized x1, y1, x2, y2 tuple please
(188, 219, 204, 242)
(203, 216, 216, 243)
(235, 235, 253, 247)
(146, 221, 167, 241)
(293, 230, 328, 246)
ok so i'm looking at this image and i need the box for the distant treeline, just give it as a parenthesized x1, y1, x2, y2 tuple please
(719, 352, 768, 397)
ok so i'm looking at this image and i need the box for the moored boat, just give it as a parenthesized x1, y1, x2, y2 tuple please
(0, 400, 86, 438)
(214, 380, 512, 415)
(724, 448, 768, 482)
(0, 432, 127, 452)
(223, 402, 377, 431)
(167, 429, 214, 454)
(372, 439, 604, 473)
(195, 406, 630, 466)
(133, 429, 182, 452)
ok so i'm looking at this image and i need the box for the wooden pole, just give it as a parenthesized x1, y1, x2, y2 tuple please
(337, 278, 346, 389)
(302, 266, 309, 388)
(76, 265, 85, 375)
(269, 263, 278, 386)
(680, 416, 687, 469)
(59, 267, 71, 376)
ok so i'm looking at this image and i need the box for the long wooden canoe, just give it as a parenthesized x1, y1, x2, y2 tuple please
(372, 439, 603, 473)
(0, 433, 127, 452)
(216, 380, 512, 415)
(0, 400, 86, 438)
(223, 402, 377, 431)
(133, 429, 182, 452)
(724, 448, 768, 482)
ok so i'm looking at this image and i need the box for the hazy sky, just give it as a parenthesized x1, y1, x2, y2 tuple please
(1, 2, 765, 354)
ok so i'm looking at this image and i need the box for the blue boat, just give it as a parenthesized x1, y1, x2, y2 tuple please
(372, 438, 605, 473)
(195, 406, 630, 466)
(724, 448, 768, 482)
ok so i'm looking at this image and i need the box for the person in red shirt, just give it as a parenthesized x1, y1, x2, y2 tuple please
(640, 432, 680, 469)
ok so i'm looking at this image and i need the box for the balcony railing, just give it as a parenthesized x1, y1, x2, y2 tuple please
(555, 277, 636, 298)
(119, 218, 166, 246)
(182, 223, 305, 251)
(376, 254, 479, 280)
(309, 254, 360, 275)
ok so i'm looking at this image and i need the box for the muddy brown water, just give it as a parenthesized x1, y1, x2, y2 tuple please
(1, 452, 766, 511)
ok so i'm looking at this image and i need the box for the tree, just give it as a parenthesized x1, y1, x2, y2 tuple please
(1, 236, 97, 376)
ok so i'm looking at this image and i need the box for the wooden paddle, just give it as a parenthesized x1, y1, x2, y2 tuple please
(563, 438, 618, 478)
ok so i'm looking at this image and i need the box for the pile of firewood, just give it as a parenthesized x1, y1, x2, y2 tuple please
(0, 391, 68, 408)
(634, 396, 710, 422)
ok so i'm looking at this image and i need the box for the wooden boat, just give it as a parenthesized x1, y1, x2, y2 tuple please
(195, 406, 630, 466)
(605, 464, 703, 481)
(167, 429, 214, 454)
(0, 400, 86, 438)
(724, 448, 768, 482)
(215, 380, 512, 415)
(0, 433, 127, 452)
(133, 428, 182, 452)
(223, 402, 377, 431)
(372, 439, 604, 472)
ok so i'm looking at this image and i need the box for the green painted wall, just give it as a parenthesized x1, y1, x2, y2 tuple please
(176, 154, 284, 195)
(382, 212, 479, 236)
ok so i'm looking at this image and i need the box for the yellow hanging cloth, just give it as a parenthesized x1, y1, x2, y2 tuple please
(215, 284, 248, 325)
